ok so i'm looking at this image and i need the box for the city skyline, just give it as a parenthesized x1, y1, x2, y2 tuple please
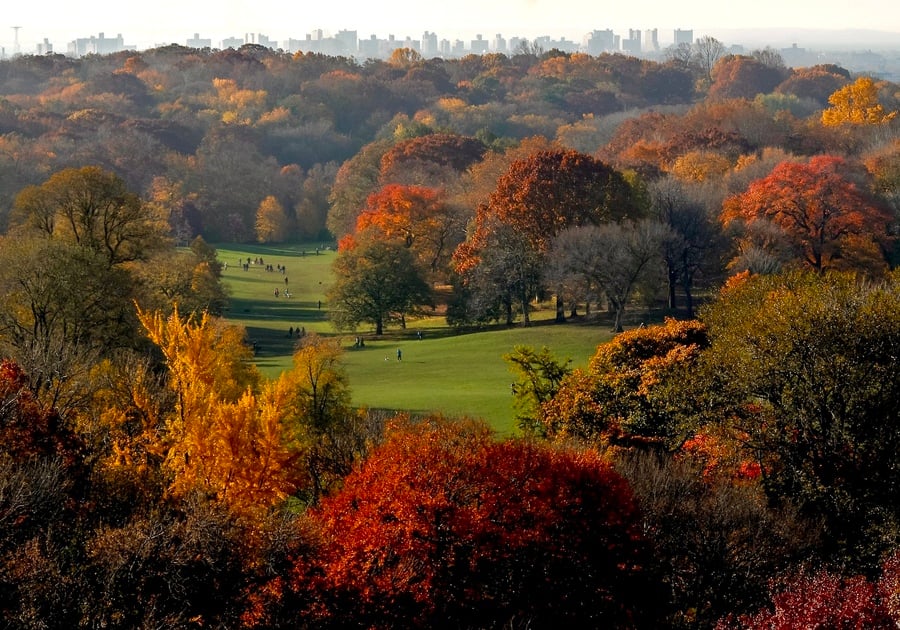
(3, 0, 899, 52)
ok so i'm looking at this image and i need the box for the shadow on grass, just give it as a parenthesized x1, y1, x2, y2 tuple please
(226, 297, 329, 322)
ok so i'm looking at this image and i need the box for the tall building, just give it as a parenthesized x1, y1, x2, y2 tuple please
(186, 33, 212, 48)
(622, 29, 642, 54)
(358, 34, 379, 58)
(334, 30, 358, 56)
(421, 31, 438, 57)
(221, 36, 244, 49)
(492, 33, 507, 54)
(470, 34, 488, 54)
(674, 28, 694, 46)
(643, 29, 658, 52)
(584, 29, 616, 55)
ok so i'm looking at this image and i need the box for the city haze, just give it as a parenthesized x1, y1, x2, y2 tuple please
(3, 0, 899, 51)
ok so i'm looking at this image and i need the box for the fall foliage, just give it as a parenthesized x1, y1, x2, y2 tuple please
(721, 155, 893, 272)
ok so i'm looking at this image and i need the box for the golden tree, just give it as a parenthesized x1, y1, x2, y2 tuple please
(255, 195, 291, 243)
(821, 76, 898, 126)
(137, 306, 304, 515)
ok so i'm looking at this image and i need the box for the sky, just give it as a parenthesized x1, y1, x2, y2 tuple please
(3, 0, 899, 51)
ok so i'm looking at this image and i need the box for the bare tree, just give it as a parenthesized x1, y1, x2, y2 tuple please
(693, 36, 726, 85)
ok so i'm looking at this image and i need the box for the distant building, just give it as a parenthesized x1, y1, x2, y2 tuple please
(220, 36, 244, 49)
(421, 31, 438, 57)
(256, 33, 278, 49)
(674, 28, 694, 46)
(492, 33, 507, 54)
(584, 29, 616, 55)
(643, 29, 659, 53)
(67, 32, 134, 57)
(186, 33, 211, 48)
(334, 30, 358, 55)
(358, 34, 379, 58)
(535, 35, 578, 53)
(622, 29, 642, 54)
(36, 38, 53, 55)
(471, 34, 489, 54)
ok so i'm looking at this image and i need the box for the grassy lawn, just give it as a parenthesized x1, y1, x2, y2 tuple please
(215, 243, 616, 435)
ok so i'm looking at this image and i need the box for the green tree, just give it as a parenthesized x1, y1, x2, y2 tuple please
(11, 166, 169, 266)
(699, 271, 900, 568)
(328, 240, 433, 335)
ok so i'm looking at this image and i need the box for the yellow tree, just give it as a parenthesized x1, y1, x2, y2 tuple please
(137, 306, 305, 515)
(280, 334, 369, 502)
(821, 76, 898, 126)
(255, 195, 291, 243)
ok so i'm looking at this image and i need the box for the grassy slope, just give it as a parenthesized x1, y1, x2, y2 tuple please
(216, 243, 614, 435)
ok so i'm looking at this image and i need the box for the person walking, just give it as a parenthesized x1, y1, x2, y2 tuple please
(397, 348, 402, 361)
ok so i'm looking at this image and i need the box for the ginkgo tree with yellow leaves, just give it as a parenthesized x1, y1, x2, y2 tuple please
(821, 76, 898, 126)
(136, 307, 371, 515)
(137, 306, 303, 515)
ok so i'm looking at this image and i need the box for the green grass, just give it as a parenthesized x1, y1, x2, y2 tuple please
(215, 243, 615, 435)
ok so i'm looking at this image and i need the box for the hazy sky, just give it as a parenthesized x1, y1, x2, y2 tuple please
(4, 0, 899, 50)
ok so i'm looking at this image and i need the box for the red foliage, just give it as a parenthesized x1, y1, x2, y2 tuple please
(453, 149, 637, 273)
(379, 133, 486, 180)
(309, 416, 659, 627)
(0, 359, 83, 466)
(722, 155, 893, 271)
(720, 567, 895, 629)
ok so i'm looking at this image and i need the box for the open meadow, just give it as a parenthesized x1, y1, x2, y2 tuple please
(216, 243, 616, 434)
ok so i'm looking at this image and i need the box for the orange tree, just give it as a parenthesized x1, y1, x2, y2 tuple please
(452, 149, 640, 324)
(721, 155, 893, 273)
(307, 416, 662, 628)
(352, 183, 464, 277)
(540, 318, 709, 447)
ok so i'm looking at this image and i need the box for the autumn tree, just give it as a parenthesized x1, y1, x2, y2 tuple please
(699, 271, 900, 568)
(255, 195, 292, 243)
(328, 240, 433, 335)
(775, 64, 850, 106)
(708, 55, 788, 101)
(721, 155, 893, 273)
(11, 166, 169, 265)
(280, 334, 375, 503)
(311, 416, 661, 628)
(821, 76, 898, 126)
(0, 235, 140, 412)
(540, 318, 709, 446)
(137, 306, 306, 516)
(453, 149, 640, 323)
(353, 183, 463, 277)
(326, 139, 393, 239)
(618, 451, 818, 628)
(719, 559, 900, 629)
(378, 132, 486, 186)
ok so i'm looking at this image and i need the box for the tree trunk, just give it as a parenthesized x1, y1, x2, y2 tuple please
(556, 293, 566, 323)
(667, 265, 678, 310)
(375, 318, 383, 335)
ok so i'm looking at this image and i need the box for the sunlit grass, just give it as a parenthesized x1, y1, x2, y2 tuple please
(215, 243, 615, 434)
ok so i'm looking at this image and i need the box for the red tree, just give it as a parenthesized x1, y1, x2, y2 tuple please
(722, 155, 892, 272)
(309, 416, 659, 628)
(718, 560, 900, 629)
